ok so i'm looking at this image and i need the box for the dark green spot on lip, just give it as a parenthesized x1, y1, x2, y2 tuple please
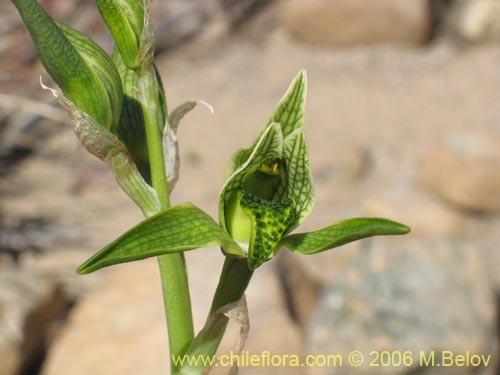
(239, 190, 295, 270)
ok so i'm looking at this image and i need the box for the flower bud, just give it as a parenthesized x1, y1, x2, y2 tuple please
(12, 0, 122, 130)
(96, 0, 145, 70)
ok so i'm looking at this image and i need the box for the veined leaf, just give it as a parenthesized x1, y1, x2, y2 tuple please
(77, 203, 244, 274)
(279, 218, 410, 255)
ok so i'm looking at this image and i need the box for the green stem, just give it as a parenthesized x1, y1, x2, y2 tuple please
(139, 66, 170, 208)
(139, 65, 194, 372)
(182, 256, 253, 372)
(209, 257, 253, 315)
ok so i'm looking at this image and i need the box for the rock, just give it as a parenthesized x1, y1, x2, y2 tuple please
(43, 252, 302, 375)
(464, 215, 500, 293)
(362, 190, 464, 238)
(220, 0, 277, 28)
(276, 243, 361, 330)
(0, 269, 68, 375)
(42, 259, 170, 375)
(281, 0, 429, 48)
(421, 132, 500, 212)
(306, 237, 498, 375)
(448, 0, 500, 43)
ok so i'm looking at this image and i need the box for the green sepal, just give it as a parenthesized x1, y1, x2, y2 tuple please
(12, 0, 121, 130)
(97, 0, 145, 69)
(224, 70, 307, 180)
(279, 218, 411, 255)
(77, 203, 244, 274)
(220, 123, 283, 232)
(271, 129, 314, 231)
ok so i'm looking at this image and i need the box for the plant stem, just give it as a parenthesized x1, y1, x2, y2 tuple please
(177, 257, 252, 375)
(139, 66, 170, 208)
(209, 257, 253, 315)
(139, 65, 194, 372)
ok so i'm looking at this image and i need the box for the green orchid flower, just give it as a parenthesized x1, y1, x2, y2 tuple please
(219, 70, 314, 269)
(76, 70, 409, 275)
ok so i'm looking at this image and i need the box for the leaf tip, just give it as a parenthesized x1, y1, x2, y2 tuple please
(397, 222, 411, 235)
(297, 68, 307, 81)
(76, 259, 100, 275)
(76, 264, 90, 275)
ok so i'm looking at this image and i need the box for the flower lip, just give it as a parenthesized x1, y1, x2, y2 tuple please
(239, 189, 296, 270)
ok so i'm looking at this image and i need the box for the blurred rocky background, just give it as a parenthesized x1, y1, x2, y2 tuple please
(2, 0, 500, 374)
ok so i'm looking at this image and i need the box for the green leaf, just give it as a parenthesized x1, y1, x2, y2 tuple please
(12, 0, 121, 130)
(224, 70, 307, 179)
(271, 129, 315, 230)
(219, 123, 283, 231)
(279, 218, 410, 255)
(77, 203, 243, 274)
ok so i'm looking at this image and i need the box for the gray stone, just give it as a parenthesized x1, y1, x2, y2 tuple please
(449, 0, 500, 43)
(0, 269, 67, 375)
(362, 189, 464, 238)
(306, 237, 498, 375)
(421, 132, 500, 212)
(281, 0, 429, 48)
(276, 243, 361, 330)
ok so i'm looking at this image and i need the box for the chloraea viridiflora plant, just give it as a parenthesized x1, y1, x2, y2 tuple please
(12, 0, 410, 373)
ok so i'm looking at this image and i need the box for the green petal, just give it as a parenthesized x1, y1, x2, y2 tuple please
(224, 70, 307, 179)
(271, 129, 315, 230)
(219, 123, 283, 231)
(77, 203, 243, 274)
(279, 218, 410, 255)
